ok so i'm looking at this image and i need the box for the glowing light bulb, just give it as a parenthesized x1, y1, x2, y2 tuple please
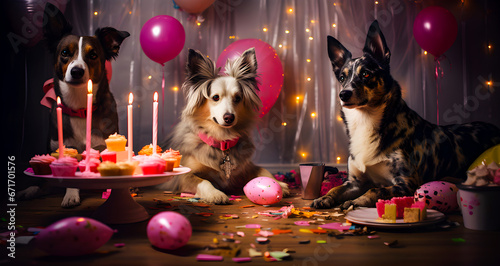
(488, 44, 492, 49)
(307, 77, 311, 81)
(148, 75, 152, 79)
(311, 20, 316, 23)
(263, 27, 268, 32)
(486, 81, 492, 86)
(375, 1, 379, 4)
(94, 11, 98, 16)
(172, 86, 179, 92)
(301, 152, 307, 158)
(306, 59, 311, 63)
(278, 44, 283, 48)
(282, 122, 287, 126)
(305, 28, 310, 32)
(332, 23, 337, 28)
(311, 112, 317, 118)
(309, 36, 314, 40)
(424, 51, 428, 55)
(285, 30, 290, 34)
(288, 8, 293, 13)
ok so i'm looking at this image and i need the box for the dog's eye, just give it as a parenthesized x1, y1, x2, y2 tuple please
(339, 75, 345, 82)
(61, 49, 69, 57)
(234, 95, 241, 103)
(362, 71, 371, 79)
(212, 95, 220, 102)
(89, 51, 98, 60)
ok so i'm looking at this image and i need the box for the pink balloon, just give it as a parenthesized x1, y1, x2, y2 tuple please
(36, 217, 114, 256)
(175, 0, 215, 14)
(413, 6, 458, 58)
(140, 15, 186, 65)
(216, 39, 283, 118)
(147, 211, 192, 250)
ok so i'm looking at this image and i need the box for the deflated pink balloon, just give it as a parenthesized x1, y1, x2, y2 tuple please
(217, 39, 284, 117)
(147, 211, 192, 250)
(36, 217, 114, 256)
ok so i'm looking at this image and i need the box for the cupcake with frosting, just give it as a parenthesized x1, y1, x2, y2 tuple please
(82, 148, 100, 160)
(138, 144, 162, 156)
(50, 157, 79, 177)
(29, 154, 56, 175)
(117, 161, 138, 176)
(139, 155, 166, 175)
(105, 133, 127, 152)
(101, 149, 117, 163)
(51, 147, 83, 161)
(163, 148, 182, 168)
(97, 161, 121, 176)
(78, 158, 101, 173)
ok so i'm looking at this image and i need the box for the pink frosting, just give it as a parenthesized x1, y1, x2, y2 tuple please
(51, 157, 78, 166)
(30, 154, 56, 164)
(82, 148, 100, 159)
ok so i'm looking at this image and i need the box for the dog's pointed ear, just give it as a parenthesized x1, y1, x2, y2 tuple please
(363, 20, 391, 66)
(186, 49, 218, 83)
(236, 47, 258, 78)
(225, 48, 258, 85)
(327, 35, 351, 77)
(95, 27, 130, 60)
(43, 2, 72, 53)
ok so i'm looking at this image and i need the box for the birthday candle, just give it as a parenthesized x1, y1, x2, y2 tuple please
(56, 97, 64, 159)
(152, 91, 158, 156)
(128, 92, 134, 161)
(85, 80, 93, 173)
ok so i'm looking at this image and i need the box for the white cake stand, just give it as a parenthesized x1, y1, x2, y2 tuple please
(25, 167, 190, 224)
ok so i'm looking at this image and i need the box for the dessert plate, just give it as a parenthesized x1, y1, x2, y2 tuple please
(24, 167, 190, 189)
(345, 208, 446, 228)
(24, 167, 190, 224)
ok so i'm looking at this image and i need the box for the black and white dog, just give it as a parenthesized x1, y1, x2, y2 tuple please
(312, 21, 500, 209)
(20, 3, 129, 207)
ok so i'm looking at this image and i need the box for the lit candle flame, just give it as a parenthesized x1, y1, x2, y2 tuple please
(153, 91, 158, 102)
(129, 92, 134, 104)
(57, 96, 61, 106)
(87, 80, 93, 94)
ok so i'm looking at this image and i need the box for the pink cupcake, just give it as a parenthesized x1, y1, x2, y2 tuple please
(81, 148, 100, 160)
(29, 154, 56, 175)
(78, 158, 101, 173)
(101, 149, 117, 163)
(50, 157, 79, 177)
(139, 155, 165, 175)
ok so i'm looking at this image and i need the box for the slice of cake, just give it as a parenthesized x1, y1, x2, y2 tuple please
(381, 204, 397, 223)
(411, 201, 427, 220)
(403, 207, 420, 223)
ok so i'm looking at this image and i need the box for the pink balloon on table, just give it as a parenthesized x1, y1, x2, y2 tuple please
(147, 211, 192, 250)
(35, 217, 114, 256)
(244, 176, 283, 205)
(216, 39, 283, 117)
(413, 6, 458, 58)
(140, 15, 186, 65)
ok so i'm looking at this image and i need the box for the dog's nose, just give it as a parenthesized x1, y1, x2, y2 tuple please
(70, 67, 85, 79)
(339, 90, 353, 102)
(223, 113, 235, 124)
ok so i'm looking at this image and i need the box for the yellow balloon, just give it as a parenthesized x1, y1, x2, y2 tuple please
(468, 144, 500, 170)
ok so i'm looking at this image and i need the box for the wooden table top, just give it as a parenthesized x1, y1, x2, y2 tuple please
(7, 187, 499, 265)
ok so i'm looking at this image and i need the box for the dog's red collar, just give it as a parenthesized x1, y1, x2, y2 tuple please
(198, 132, 239, 151)
(59, 103, 96, 118)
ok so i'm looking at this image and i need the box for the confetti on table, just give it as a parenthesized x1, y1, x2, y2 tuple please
(233, 257, 252, 262)
(299, 239, 311, 244)
(294, 221, 310, 226)
(114, 243, 125, 248)
(196, 254, 223, 261)
(367, 235, 380, 239)
(316, 240, 327, 244)
(256, 237, 269, 244)
(248, 248, 262, 257)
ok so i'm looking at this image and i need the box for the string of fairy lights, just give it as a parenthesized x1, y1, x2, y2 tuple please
(91, 0, 494, 165)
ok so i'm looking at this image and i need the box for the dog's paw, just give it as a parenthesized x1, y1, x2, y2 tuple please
(61, 188, 80, 208)
(278, 181, 290, 197)
(311, 195, 335, 209)
(17, 186, 41, 200)
(195, 180, 229, 204)
(341, 200, 358, 210)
